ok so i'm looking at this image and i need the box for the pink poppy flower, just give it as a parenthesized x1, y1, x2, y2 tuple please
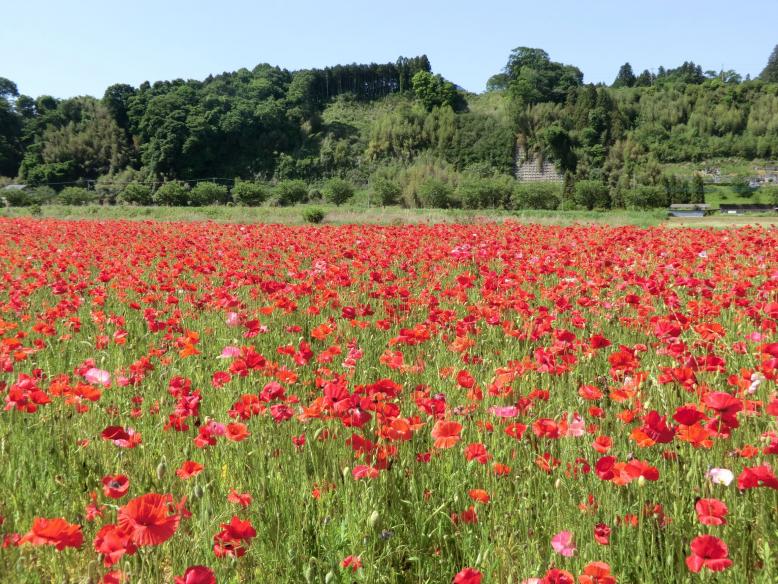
(84, 368, 111, 387)
(551, 530, 576, 557)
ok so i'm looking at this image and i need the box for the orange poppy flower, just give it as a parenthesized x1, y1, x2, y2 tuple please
(431, 420, 462, 449)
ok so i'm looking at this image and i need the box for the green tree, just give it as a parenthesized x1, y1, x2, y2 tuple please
(537, 124, 577, 173)
(0, 77, 22, 177)
(634, 69, 655, 87)
(574, 179, 610, 209)
(612, 63, 636, 88)
(371, 177, 401, 206)
(691, 174, 705, 204)
(28, 97, 129, 183)
(411, 71, 464, 112)
(760, 44, 778, 83)
(323, 178, 354, 206)
(102, 83, 136, 132)
(501, 47, 583, 107)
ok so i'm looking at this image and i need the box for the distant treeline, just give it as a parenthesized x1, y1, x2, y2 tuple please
(1, 45, 778, 211)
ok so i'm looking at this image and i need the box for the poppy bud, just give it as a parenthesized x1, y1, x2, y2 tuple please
(638, 475, 646, 488)
(368, 510, 381, 530)
(193, 484, 205, 499)
(303, 564, 314, 583)
(325, 570, 336, 584)
(341, 466, 350, 481)
(156, 461, 167, 481)
(554, 478, 562, 489)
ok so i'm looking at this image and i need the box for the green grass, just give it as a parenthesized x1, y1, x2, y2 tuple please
(0, 204, 669, 227)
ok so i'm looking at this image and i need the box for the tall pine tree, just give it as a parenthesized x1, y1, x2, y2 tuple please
(612, 63, 636, 88)
(760, 44, 778, 82)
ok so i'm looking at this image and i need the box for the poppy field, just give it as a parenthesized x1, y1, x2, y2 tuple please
(0, 218, 776, 584)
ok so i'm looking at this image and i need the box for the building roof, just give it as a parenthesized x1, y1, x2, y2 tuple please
(1, 184, 27, 191)
(669, 204, 710, 210)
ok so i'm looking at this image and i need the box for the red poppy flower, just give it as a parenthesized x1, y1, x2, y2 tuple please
(20, 517, 83, 550)
(93, 523, 137, 566)
(595, 456, 616, 481)
(227, 489, 252, 507)
(450, 505, 478, 525)
(102, 474, 130, 499)
(504, 422, 527, 440)
(463, 443, 491, 464)
(176, 460, 204, 480)
(468, 489, 490, 504)
(685, 535, 732, 573)
(117, 493, 180, 546)
(213, 515, 256, 558)
(352, 465, 380, 479)
(341, 555, 362, 571)
(456, 370, 475, 389)
(737, 464, 778, 490)
(542, 568, 575, 583)
(175, 566, 216, 584)
(592, 435, 612, 453)
(453, 567, 482, 584)
(594, 522, 611, 545)
(695, 498, 728, 525)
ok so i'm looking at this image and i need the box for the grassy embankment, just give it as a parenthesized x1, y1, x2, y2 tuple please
(0, 204, 671, 227)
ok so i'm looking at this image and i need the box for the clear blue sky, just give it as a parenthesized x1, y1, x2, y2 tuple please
(3, 0, 777, 98)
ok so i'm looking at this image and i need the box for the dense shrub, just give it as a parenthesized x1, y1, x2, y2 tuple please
(323, 178, 354, 206)
(28, 186, 58, 205)
(3, 188, 32, 207)
(58, 187, 95, 206)
(189, 182, 229, 206)
(302, 207, 326, 224)
(118, 183, 153, 205)
(623, 185, 668, 209)
(511, 182, 562, 210)
(761, 184, 778, 205)
(231, 181, 269, 206)
(574, 180, 611, 209)
(153, 181, 190, 206)
(731, 176, 755, 198)
(371, 177, 402, 206)
(273, 180, 308, 206)
(417, 179, 453, 208)
(457, 176, 512, 209)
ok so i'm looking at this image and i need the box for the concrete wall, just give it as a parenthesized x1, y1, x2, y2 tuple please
(514, 145, 563, 183)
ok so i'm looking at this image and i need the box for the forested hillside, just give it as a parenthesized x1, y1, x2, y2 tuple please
(2, 45, 778, 209)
